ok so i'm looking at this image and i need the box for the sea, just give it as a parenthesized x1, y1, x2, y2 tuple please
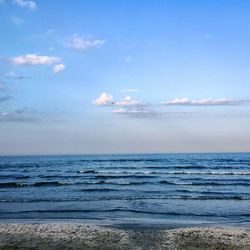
(0, 153, 249, 227)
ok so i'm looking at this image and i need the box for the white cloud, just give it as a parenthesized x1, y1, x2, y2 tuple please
(11, 16, 24, 25)
(93, 92, 113, 106)
(11, 54, 60, 66)
(93, 93, 146, 107)
(53, 64, 65, 74)
(65, 36, 105, 50)
(164, 97, 248, 106)
(115, 96, 146, 107)
(12, 0, 37, 10)
(122, 88, 140, 93)
(113, 108, 150, 114)
(93, 93, 154, 117)
(5, 71, 28, 79)
(30, 29, 55, 39)
(112, 106, 157, 117)
(10, 54, 64, 75)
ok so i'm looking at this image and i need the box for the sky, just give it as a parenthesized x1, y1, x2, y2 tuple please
(0, 0, 250, 155)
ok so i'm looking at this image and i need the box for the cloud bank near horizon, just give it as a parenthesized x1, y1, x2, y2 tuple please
(164, 97, 249, 106)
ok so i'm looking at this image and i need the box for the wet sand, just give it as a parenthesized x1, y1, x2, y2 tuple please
(0, 224, 249, 250)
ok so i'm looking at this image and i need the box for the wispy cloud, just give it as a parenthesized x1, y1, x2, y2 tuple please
(125, 56, 132, 62)
(11, 16, 25, 25)
(29, 29, 55, 40)
(122, 88, 140, 93)
(205, 34, 212, 38)
(0, 95, 12, 103)
(12, 0, 37, 10)
(113, 107, 156, 117)
(65, 36, 105, 50)
(0, 108, 57, 123)
(112, 98, 154, 117)
(11, 54, 60, 66)
(0, 82, 5, 91)
(115, 96, 146, 107)
(0, 80, 9, 92)
(0, 110, 36, 122)
(93, 92, 113, 106)
(164, 97, 249, 106)
(53, 64, 65, 74)
(5, 71, 28, 80)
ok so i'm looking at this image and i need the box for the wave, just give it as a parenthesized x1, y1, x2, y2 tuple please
(164, 171, 250, 175)
(93, 180, 151, 185)
(0, 175, 30, 179)
(76, 170, 250, 176)
(1, 177, 249, 188)
(32, 181, 70, 187)
(0, 180, 153, 188)
(159, 180, 176, 185)
(178, 177, 250, 182)
(38, 175, 81, 179)
(81, 188, 119, 192)
(78, 159, 165, 163)
(78, 170, 97, 174)
(1, 208, 250, 217)
(15, 176, 30, 179)
(0, 194, 249, 203)
(211, 158, 250, 164)
(167, 166, 209, 170)
(0, 182, 29, 188)
(159, 180, 250, 186)
(177, 195, 249, 200)
(145, 165, 246, 170)
(81, 170, 155, 175)
(0, 181, 71, 188)
(73, 169, 250, 176)
(0, 164, 42, 169)
(94, 175, 156, 179)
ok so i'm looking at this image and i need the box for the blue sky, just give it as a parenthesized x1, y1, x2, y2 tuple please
(0, 0, 250, 155)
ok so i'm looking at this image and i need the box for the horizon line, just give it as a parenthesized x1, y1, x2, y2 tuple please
(0, 151, 249, 157)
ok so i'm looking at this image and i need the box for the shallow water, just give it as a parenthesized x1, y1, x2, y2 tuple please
(0, 153, 249, 226)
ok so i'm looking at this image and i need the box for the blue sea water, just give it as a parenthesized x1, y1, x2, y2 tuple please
(0, 153, 249, 227)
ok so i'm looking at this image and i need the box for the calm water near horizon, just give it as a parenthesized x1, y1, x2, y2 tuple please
(0, 153, 249, 227)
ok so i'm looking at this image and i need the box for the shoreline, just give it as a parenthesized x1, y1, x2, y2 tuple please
(0, 223, 249, 250)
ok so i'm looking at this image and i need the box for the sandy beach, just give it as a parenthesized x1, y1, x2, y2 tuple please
(0, 224, 249, 250)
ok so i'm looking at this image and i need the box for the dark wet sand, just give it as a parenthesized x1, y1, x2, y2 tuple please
(0, 224, 249, 250)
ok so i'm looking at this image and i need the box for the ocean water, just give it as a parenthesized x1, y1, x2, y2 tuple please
(0, 153, 249, 227)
